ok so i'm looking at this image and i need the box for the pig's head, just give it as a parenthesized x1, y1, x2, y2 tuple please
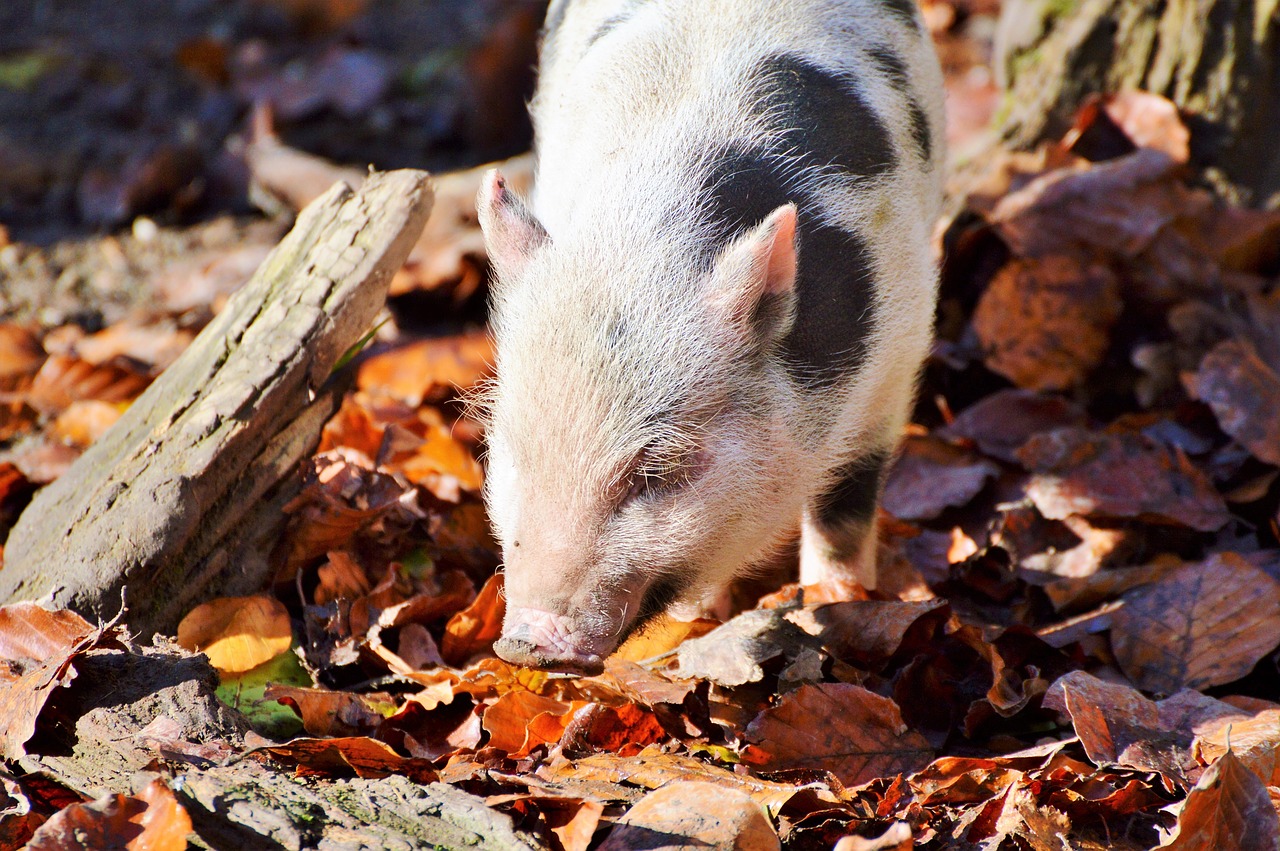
(476, 170, 805, 673)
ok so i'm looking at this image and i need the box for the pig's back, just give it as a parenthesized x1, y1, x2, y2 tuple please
(531, 0, 944, 402)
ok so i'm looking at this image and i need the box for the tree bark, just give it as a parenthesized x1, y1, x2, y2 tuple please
(995, 0, 1280, 207)
(0, 170, 434, 636)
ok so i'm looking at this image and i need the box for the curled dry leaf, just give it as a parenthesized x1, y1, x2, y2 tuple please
(881, 435, 1000, 520)
(0, 604, 122, 760)
(1018, 427, 1230, 531)
(939, 389, 1088, 464)
(1161, 750, 1280, 851)
(50, 400, 123, 447)
(1111, 554, 1280, 694)
(990, 148, 1184, 258)
(1193, 709, 1280, 785)
(1190, 339, 1280, 466)
(24, 354, 150, 416)
(597, 781, 779, 851)
(175, 595, 293, 675)
(971, 255, 1122, 391)
(256, 736, 439, 783)
(24, 779, 190, 851)
(786, 599, 949, 670)
(675, 608, 822, 688)
(833, 821, 913, 851)
(264, 685, 393, 738)
(441, 573, 505, 666)
(613, 614, 719, 662)
(743, 683, 933, 787)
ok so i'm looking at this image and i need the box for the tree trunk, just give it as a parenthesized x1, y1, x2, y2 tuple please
(0, 170, 434, 636)
(995, 0, 1280, 207)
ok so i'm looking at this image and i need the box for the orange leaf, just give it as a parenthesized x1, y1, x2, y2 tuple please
(1163, 750, 1280, 850)
(24, 779, 190, 851)
(356, 332, 494, 406)
(176, 595, 293, 674)
(613, 614, 719, 662)
(441, 573, 505, 666)
(258, 736, 438, 783)
(743, 683, 933, 787)
(597, 781, 778, 851)
(482, 690, 584, 757)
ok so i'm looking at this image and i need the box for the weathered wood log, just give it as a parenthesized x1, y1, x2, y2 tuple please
(995, 0, 1280, 207)
(0, 170, 434, 636)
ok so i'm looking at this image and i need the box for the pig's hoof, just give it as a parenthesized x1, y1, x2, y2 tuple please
(493, 635, 605, 675)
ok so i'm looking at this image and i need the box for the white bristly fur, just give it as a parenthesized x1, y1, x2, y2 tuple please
(480, 0, 944, 660)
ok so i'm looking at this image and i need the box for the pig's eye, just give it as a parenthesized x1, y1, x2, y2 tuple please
(621, 446, 700, 505)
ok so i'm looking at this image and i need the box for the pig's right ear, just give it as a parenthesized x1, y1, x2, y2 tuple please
(477, 169, 548, 280)
(705, 203, 799, 346)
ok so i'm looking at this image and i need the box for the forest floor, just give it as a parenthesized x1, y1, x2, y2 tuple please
(4, 1, 1279, 850)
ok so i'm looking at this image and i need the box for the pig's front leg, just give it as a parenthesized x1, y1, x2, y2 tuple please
(799, 447, 892, 590)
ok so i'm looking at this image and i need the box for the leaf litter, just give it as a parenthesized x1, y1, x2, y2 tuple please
(1, 40, 1280, 851)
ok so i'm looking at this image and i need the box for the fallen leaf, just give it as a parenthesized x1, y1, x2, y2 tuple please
(441, 573, 505, 665)
(676, 608, 822, 688)
(0, 604, 123, 760)
(1161, 750, 1280, 850)
(1190, 339, 1280, 466)
(597, 781, 779, 851)
(24, 354, 150, 416)
(881, 435, 1000, 520)
(482, 689, 585, 757)
(991, 148, 1185, 259)
(1193, 709, 1280, 786)
(743, 683, 933, 787)
(24, 779, 191, 851)
(49, 400, 123, 447)
(175, 595, 293, 674)
(786, 599, 949, 670)
(1018, 427, 1230, 531)
(1110, 554, 1280, 694)
(940, 389, 1088, 463)
(264, 685, 394, 737)
(256, 736, 438, 783)
(356, 332, 494, 406)
(971, 255, 1122, 391)
(0, 323, 45, 378)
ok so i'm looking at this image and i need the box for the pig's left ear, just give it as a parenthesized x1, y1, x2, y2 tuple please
(478, 169, 548, 280)
(705, 203, 799, 345)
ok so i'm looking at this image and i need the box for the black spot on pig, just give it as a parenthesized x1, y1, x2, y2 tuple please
(754, 54, 897, 179)
(698, 147, 877, 389)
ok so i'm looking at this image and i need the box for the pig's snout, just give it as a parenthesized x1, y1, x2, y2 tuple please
(494, 607, 609, 675)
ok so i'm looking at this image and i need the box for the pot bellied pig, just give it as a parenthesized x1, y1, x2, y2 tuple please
(478, 0, 944, 673)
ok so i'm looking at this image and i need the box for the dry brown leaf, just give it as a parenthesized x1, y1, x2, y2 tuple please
(1087, 91, 1190, 163)
(547, 749, 802, 814)
(264, 685, 393, 738)
(72, 322, 193, 371)
(597, 781, 779, 851)
(441, 573, 505, 666)
(175, 595, 293, 675)
(787, 599, 949, 670)
(1194, 709, 1280, 786)
(1190, 339, 1280, 466)
(24, 354, 150, 416)
(971, 255, 1122, 391)
(356, 332, 494, 406)
(0, 604, 123, 760)
(49, 400, 124, 447)
(257, 736, 438, 783)
(314, 551, 374, 605)
(0, 323, 45, 379)
(675, 608, 822, 688)
(743, 683, 933, 787)
(24, 779, 190, 851)
(1018, 428, 1230, 531)
(1162, 750, 1280, 850)
(1111, 554, 1280, 694)
(482, 690, 585, 757)
(939, 389, 1088, 463)
(990, 148, 1184, 259)
(881, 435, 1000, 520)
